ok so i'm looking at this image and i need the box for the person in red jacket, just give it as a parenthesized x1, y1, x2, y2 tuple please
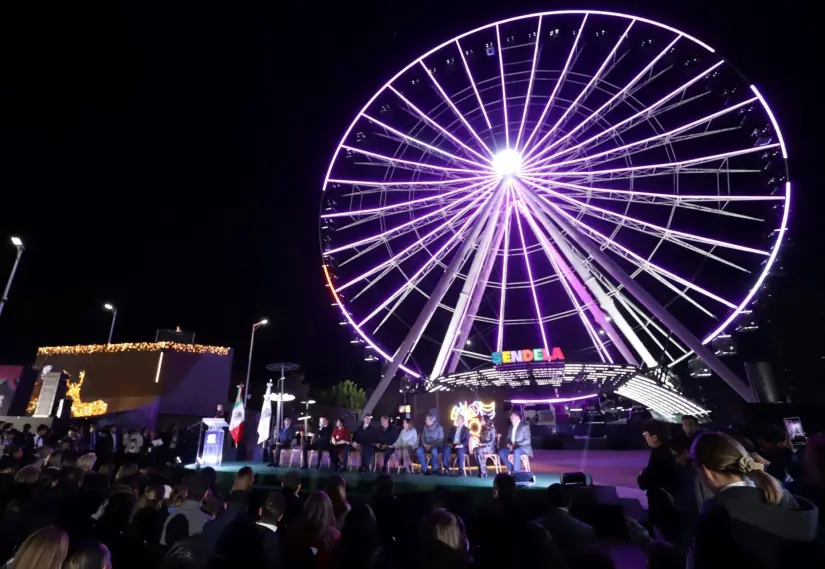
(330, 418, 352, 473)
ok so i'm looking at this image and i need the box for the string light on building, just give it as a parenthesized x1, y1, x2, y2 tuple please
(66, 370, 108, 417)
(37, 342, 231, 357)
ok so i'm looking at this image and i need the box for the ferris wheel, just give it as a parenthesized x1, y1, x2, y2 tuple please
(319, 10, 790, 413)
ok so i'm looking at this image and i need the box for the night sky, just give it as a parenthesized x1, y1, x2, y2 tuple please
(0, 2, 820, 400)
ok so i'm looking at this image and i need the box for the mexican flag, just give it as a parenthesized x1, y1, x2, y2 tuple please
(229, 385, 245, 447)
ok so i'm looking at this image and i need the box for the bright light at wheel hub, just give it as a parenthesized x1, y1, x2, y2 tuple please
(492, 148, 522, 177)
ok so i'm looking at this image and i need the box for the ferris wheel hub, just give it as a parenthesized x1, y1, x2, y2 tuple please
(492, 148, 523, 177)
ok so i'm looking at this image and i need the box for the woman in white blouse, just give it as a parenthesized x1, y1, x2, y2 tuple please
(392, 418, 418, 473)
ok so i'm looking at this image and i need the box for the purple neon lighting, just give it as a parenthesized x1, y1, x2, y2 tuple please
(341, 145, 480, 175)
(522, 19, 635, 162)
(520, 14, 588, 155)
(515, 15, 543, 151)
(495, 25, 510, 148)
(456, 39, 492, 131)
(320, 10, 787, 386)
(337, 186, 495, 292)
(509, 393, 599, 405)
(496, 196, 512, 352)
(511, 186, 550, 354)
(527, 60, 726, 167)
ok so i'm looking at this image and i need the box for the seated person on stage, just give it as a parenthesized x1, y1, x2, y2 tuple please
(375, 416, 399, 473)
(416, 413, 445, 474)
(443, 415, 470, 477)
(474, 414, 497, 478)
(392, 418, 418, 473)
(303, 416, 332, 470)
(330, 418, 352, 472)
(352, 413, 379, 473)
(498, 410, 533, 472)
(269, 417, 297, 467)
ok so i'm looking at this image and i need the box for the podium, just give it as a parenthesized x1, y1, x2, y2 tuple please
(198, 418, 229, 467)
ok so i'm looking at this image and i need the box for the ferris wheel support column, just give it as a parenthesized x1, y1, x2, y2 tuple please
(535, 195, 755, 402)
(518, 184, 657, 368)
(430, 188, 507, 380)
(445, 213, 507, 374)
(362, 193, 501, 415)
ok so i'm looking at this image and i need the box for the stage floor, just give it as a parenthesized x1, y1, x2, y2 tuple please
(189, 449, 648, 503)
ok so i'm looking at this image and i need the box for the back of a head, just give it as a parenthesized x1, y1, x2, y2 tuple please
(691, 431, 784, 505)
(226, 489, 251, 512)
(493, 472, 516, 501)
(61, 466, 86, 489)
(232, 466, 254, 491)
(261, 490, 286, 524)
(183, 471, 207, 501)
(77, 453, 98, 472)
(341, 502, 378, 542)
(546, 483, 572, 509)
(161, 537, 208, 569)
(14, 464, 41, 485)
(282, 470, 302, 493)
(424, 508, 462, 550)
(374, 473, 394, 498)
(63, 541, 111, 569)
(11, 526, 69, 569)
(643, 420, 671, 443)
(294, 491, 334, 542)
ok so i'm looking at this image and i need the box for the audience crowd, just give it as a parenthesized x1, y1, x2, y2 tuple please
(0, 415, 824, 569)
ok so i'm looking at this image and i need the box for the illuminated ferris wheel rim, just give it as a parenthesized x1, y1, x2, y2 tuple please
(319, 9, 791, 387)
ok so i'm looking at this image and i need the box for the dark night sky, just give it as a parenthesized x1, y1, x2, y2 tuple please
(0, 1, 821, 399)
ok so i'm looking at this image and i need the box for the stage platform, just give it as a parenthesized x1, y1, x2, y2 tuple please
(188, 449, 648, 506)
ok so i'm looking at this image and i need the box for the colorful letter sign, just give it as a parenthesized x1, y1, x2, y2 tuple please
(491, 347, 565, 365)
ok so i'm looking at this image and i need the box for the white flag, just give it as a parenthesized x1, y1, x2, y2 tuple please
(257, 382, 273, 445)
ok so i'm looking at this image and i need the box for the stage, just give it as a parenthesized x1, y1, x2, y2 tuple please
(188, 449, 649, 506)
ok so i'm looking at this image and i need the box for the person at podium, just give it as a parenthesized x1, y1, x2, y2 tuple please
(268, 417, 297, 467)
(303, 416, 332, 470)
(215, 403, 226, 419)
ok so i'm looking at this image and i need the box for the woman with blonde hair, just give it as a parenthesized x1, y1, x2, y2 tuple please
(690, 431, 821, 569)
(324, 474, 351, 530)
(9, 526, 69, 569)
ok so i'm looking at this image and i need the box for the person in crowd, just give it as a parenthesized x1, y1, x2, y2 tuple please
(416, 413, 445, 475)
(796, 434, 825, 527)
(416, 508, 471, 569)
(18, 425, 34, 452)
(159, 536, 209, 569)
(391, 418, 418, 473)
(330, 418, 352, 473)
(160, 472, 212, 546)
(250, 490, 285, 567)
(755, 424, 803, 483)
(473, 414, 497, 478)
(285, 491, 340, 569)
(33, 424, 49, 449)
(371, 474, 402, 547)
(352, 413, 378, 473)
(638, 420, 680, 533)
(443, 415, 470, 477)
(331, 503, 385, 569)
(280, 470, 304, 530)
(325, 474, 351, 530)
(305, 416, 333, 470)
(498, 410, 533, 473)
(130, 483, 169, 544)
(269, 417, 297, 468)
(231, 465, 255, 493)
(538, 484, 597, 562)
(375, 416, 399, 473)
(690, 430, 821, 569)
(63, 540, 111, 569)
(680, 415, 701, 446)
(9, 526, 69, 569)
(214, 403, 226, 419)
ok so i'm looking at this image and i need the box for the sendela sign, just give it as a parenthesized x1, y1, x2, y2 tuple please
(491, 347, 565, 365)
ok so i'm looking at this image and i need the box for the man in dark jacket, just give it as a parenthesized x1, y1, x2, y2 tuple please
(269, 418, 297, 468)
(303, 416, 332, 470)
(375, 416, 399, 473)
(638, 420, 680, 533)
(443, 415, 470, 476)
(538, 484, 597, 562)
(352, 414, 378, 473)
(202, 490, 252, 557)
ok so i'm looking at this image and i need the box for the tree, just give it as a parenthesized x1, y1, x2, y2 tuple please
(320, 379, 367, 410)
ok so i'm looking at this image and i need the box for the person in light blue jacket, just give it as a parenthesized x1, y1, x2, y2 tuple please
(416, 414, 445, 474)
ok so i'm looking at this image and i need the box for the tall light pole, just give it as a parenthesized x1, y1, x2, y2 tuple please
(103, 303, 118, 344)
(266, 362, 299, 436)
(0, 237, 25, 322)
(243, 319, 268, 410)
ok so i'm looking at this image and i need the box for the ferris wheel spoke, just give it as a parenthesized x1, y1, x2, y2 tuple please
(342, 145, 482, 176)
(520, 14, 588, 154)
(612, 289, 689, 356)
(361, 113, 490, 170)
(511, 187, 551, 353)
(338, 189, 494, 294)
(358, 191, 495, 327)
(514, 193, 613, 363)
(525, 60, 725, 168)
(455, 39, 493, 132)
(526, 35, 681, 162)
(523, 176, 770, 257)
(418, 61, 494, 158)
(545, 97, 758, 171)
(514, 15, 543, 150)
(495, 25, 510, 148)
(387, 86, 492, 165)
(328, 175, 492, 192)
(326, 182, 494, 256)
(496, 199, 513, 352)
(531, 193, 737, 311)
(522, 19, 636, 162)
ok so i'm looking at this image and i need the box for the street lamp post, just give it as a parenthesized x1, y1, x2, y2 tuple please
(103, 303, 118, 344)
(243, 319, 268, 410)
(0, 237, 25, 322)
(266, 362, 299, 437)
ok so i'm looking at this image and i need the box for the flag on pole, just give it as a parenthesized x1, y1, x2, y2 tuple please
(258, 380, 273, 445)
(229, 385, 245, 447)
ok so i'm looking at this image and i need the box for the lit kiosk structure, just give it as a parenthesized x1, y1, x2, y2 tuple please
(198, 418, 229, 467)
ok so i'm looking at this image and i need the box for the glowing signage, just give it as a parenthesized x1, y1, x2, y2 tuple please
(491, 347, 565, 365)
(450, 400, 496, 452)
